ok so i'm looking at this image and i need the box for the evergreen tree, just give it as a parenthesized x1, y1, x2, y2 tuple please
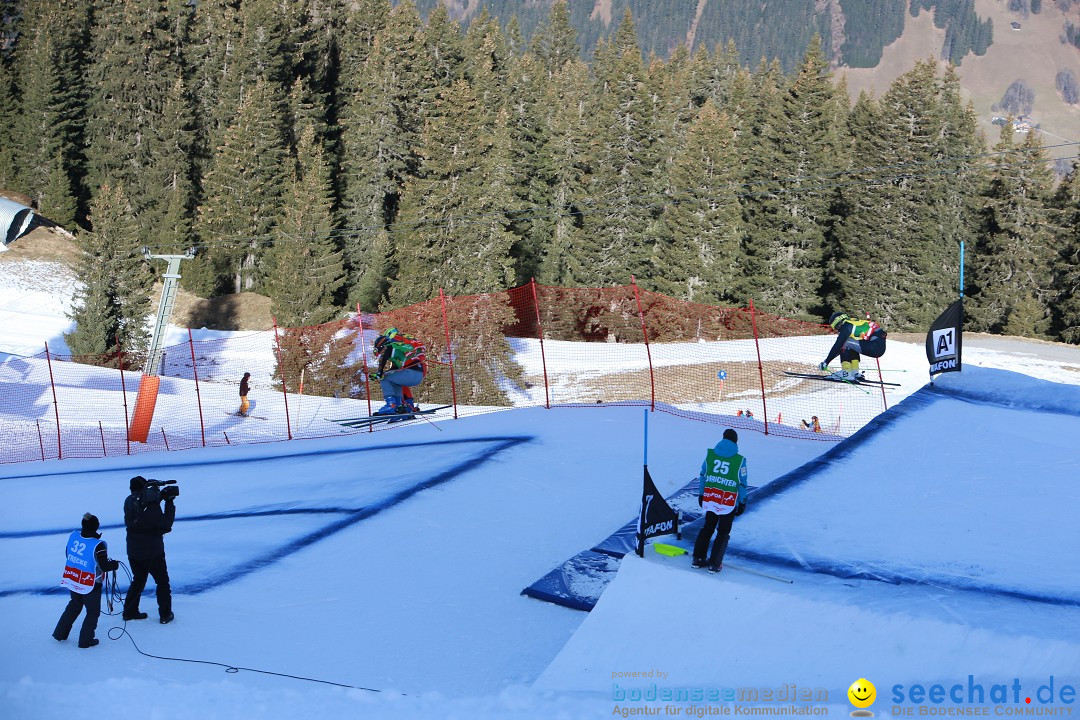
(65, 184, 154, 364)
(188, 0, 244, 173)
(145, 76, 198, 256)
(653, 101, 745, 304)
(529, 0, 578, 79)
(741, 36, 845, 319)
(968, 124, 1056, 336)
(535, 58, 590, 286)
(1051, 162, 1080, 343)
(10, 0, 88, 225)
(574, 12, 662, 287)
(0, 53, 18, 190)
(338, 0, 426, 309)
(192, 78, 290, 296)
(390, 79, 516, 306)
(84, 0, 191, 233)
(503, 51, 553, 286)
(263, 124, 345, 327)
(832, 60, 981, 330)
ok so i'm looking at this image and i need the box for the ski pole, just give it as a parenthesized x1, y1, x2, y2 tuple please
(724, 562, 793, 583)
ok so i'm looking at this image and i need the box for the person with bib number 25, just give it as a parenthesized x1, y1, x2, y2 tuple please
(692, 428, 748, 574)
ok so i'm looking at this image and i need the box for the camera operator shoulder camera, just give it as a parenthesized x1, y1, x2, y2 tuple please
(125, 476, 178, 545)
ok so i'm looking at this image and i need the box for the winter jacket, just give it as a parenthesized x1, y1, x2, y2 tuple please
(697, 438, 748, 515)
(824, 317, 885, 364)
(124, 493, 176, 560)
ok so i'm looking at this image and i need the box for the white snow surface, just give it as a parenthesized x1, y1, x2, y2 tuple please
(2, 258, 1080, 719)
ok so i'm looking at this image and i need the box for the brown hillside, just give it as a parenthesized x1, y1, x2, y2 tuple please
(841, 1, 1080, 161)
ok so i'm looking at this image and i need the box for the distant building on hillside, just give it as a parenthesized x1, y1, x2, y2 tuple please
(990, 115, 1037, 133)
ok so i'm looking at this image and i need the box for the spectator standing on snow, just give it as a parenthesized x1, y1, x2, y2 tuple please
(692, 428, 748, 573)
(238, 372, 251, 416)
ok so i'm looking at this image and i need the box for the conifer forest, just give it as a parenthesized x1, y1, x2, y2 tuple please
(1, 0, 1078, 358)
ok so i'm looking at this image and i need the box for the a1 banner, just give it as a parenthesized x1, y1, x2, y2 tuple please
(637, 466, 679, 557)
(926, 299, 963, 377)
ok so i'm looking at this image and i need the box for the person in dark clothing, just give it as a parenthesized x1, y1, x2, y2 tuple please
(238, 372, 251, 416)
(692, 428, 748, 573)
(819, 312, 888, 381)
(123, 476, 176, 624)
(53, 513, 120, 648)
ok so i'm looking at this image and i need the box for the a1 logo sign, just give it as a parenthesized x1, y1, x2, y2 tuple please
(932, 328, 956, 359)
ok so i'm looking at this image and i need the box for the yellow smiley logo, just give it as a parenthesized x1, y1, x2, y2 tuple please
(848, 678, 876, 708)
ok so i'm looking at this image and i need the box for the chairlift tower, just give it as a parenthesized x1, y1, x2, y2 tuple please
(142, 247, 195, 376)
(127, 247, 194, 443)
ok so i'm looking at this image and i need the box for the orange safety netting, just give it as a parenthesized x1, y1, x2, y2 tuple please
(0, 281, 894, 465)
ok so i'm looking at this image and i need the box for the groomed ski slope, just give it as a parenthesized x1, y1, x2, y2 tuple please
(1, 356, 1079, 718)
(538, 368, 1080, 699)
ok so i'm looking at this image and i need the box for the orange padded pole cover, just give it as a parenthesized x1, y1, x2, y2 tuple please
(127, 374, 161, 443)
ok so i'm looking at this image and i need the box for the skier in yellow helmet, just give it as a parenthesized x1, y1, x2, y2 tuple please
(819, 312, 887, 381)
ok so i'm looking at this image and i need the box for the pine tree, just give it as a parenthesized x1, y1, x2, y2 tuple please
(84, 0, 190, 230)
(192, 78, 290, 296)
(262, 124, 345, 327)
(503, 51, 553, 286)
(535, 58, 590, 286)
(0, 53, 18, 189)
(10, 0, 88, 225)
(1051, 162, 1080, 343)
(390, 78, 516, 306)
(145, 76, 197, 256)
(832, 60, 982, 330)
(338, 0, 426, 309)
(188, 0, 244, 172)
(65, 184, 154, 364)
(741, 36, 845, 320)
(968, 124, 1056, 336)
(574, 12, 662, 287)
(653, 101, 745, 304)
(529, 0, 579, 79)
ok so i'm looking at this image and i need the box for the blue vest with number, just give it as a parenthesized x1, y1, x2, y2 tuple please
(61, 531, 102, 594)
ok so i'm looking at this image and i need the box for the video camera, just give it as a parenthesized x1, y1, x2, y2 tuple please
(143, 479, 180, 502)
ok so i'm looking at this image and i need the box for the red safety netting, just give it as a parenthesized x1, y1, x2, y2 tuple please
(0, 281, 895, 465)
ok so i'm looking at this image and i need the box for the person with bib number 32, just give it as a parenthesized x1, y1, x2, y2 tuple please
(693, 428, 748, 573)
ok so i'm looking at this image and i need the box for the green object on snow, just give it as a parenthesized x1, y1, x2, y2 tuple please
(652, 543, 686, 557)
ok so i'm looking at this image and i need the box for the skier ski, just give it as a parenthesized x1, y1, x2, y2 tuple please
(819, 312, 887, 381)
(370, 328, 426, 416)
(692, 428, 748, 573)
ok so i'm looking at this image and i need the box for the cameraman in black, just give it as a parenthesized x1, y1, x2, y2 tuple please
(123, 475, 176, 624)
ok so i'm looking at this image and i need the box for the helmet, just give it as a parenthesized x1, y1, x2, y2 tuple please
(828, 312, 849, 329)
(373, 327, 398, 352)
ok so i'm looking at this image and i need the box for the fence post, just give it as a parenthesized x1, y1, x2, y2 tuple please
(530, 278, 551, 409)
(272, 318, 294, 440)
(630, 277, 655, 412)
(357, 303, 374, 431)
(438, 288, 459, 419)
(748, 299, 770, 436)
(36, 419, 45, 461)
(188, 328, 206, 447)
(99, 421, 106, 456)
(117, 339, 131, 456)
(44, 342, 62, 459)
